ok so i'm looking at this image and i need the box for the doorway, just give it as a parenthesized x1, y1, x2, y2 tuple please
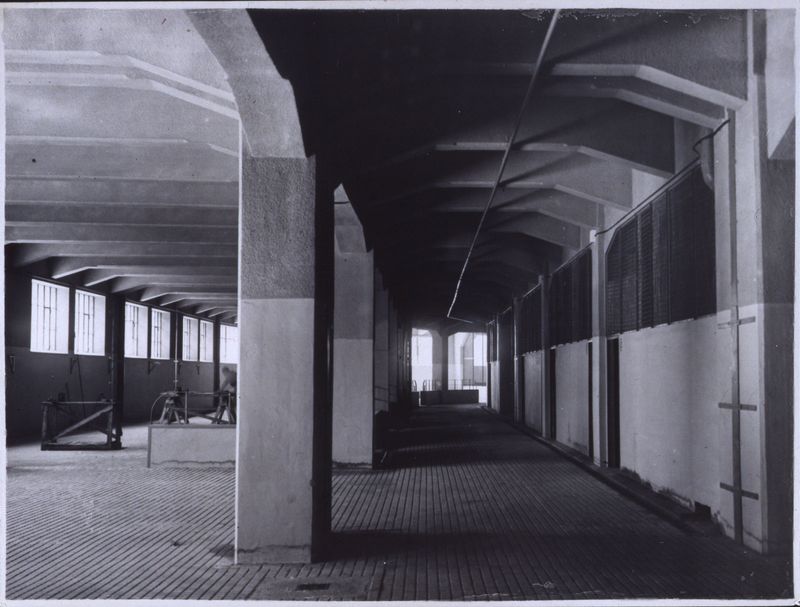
(606, 338, 620, 467)
(548, 348, 557, 439)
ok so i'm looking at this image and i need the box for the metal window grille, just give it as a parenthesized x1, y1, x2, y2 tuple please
(652, 193, 671, 325)
(620, 221, 639, 333)
(487, 321, 498, 362)
(605, 164, 716, 335)
(638, 206, 654, 328)
(549, 248, 592, 347)
(519, 286, 543, 354)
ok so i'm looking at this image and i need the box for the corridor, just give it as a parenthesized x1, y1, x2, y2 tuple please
(6, 404, 791, 601)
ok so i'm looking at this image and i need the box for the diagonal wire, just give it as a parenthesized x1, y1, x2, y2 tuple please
(447, 9, 561, 322)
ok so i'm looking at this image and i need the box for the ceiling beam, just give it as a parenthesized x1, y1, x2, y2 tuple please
(353, 97, 675, 179)
(140, 285, 238, 302)
(159, 294, 238, 306)
(10, 242, 237, 267)
(90, 269, 235, 289)
(6, 223, 236, 244)
(51, 256, 235, 280)
(7, 202, 237, 227)
(7, 176, 238, 206)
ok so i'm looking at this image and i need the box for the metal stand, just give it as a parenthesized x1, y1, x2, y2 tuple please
(41, 399, 121, 450)
(212, 392, 236, 424)
(156, 390, 236, 425)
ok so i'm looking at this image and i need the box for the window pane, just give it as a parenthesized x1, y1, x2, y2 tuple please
(125, 302, 148, 358)
(199, 320, 214, 362)
(151, 309, 171, 360)
(30, 280, 69, 354)
(220, 324, 239, 364)
(74, 290, 105, 356)
(182, 316, 199, 361)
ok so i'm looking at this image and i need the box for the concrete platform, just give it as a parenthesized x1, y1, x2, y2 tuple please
(147, 422, 236, 467)
(6, 404, 792, 600)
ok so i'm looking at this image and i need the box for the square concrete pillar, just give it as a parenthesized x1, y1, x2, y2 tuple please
(388, 299, 399, 408)
(332, 203, 374, 466)
(236, 146, 333, 564)
(512, 297, 525, 424)
(540, 276, 554, 438)
(590, 229, 608, 467)
(373, 269, 390, 414)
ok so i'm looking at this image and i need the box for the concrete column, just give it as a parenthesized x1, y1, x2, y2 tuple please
(397, 320, 412, 412)
(540, 276, 553, 439)
(513, 296, 524, 423)
(110, 296, 125, 441)
(590, 228, 608, 467)
(388, 298, 398, 410)
(332, 203, 374, 466)
(753, 11, 793, 555)
(441, 329, 450, 390)
(373, 269, 390, 414)
(236, 145, 333, 564)
(428, 329, 443, 391)
(212, 319, 221, 403)
(709, 11, 794, 554)
(486, 321, 493, 410)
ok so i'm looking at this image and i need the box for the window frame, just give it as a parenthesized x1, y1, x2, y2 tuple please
(220, 323, 239, 365)
(199, 319, 214, 363)
(73, 289, 106, 356)
(150, 308, 171, 361)
(124, 301, 149, 359)
(182, 315, 199, 362)
(30, 279, 70, 354)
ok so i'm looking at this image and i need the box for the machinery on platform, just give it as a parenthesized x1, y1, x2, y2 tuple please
(152, 389, 236, 425)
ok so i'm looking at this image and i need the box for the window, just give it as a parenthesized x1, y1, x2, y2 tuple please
(74, 290, 106, 356)
(220, 324, 239, 365)
(151, 309, 171, 360)
(30, 279, 69, 353)
(199, 320, 214, 362)
(182, 316, 199, 361)
(125, 302, 148, 358)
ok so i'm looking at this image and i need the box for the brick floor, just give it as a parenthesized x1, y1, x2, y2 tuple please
(5, 404, 793, 600)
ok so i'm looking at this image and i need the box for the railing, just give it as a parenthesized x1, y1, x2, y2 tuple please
(420, 379, 486, 392)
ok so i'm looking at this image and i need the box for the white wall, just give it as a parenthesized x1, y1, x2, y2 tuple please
(618, 315, 733, 523)
(554, 340, 591, 454)
(523, 351, 543, 434)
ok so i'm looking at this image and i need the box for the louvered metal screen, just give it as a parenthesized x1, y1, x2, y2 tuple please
(519, 286, 543, 354)
(487, 320, 497, 362)
(549, 248, 592, 347)
(605, 164, 716, 336)
(620, 221, 639, 333)
(637, 205, 654, 328)
(652, 193, 671, 326)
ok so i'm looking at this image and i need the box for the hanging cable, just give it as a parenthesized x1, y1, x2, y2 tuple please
(447, 9, 561, 321)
